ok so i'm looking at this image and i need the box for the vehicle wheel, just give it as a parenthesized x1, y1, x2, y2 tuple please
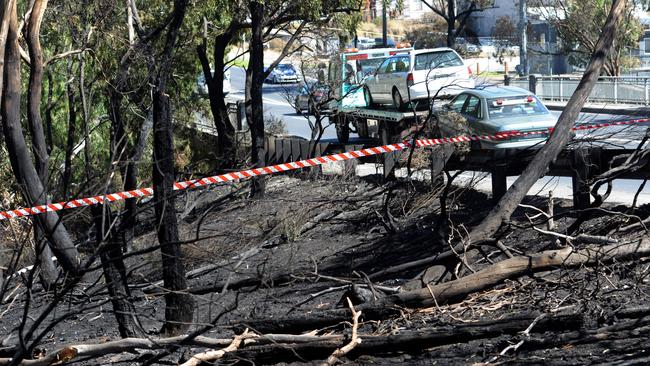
(356, 118, 369, 138)
(392, 88, 405, 111)
(364, 86, 374, 107)
(335, 115, 350, 143)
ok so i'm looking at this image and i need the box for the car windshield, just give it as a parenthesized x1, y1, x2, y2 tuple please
(487, 95, 550, 119)
(277, 64, 295, 72)
(357, 58, 385, 76)
(414, 51, 463, 71)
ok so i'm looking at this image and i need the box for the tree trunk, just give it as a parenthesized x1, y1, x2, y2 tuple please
(91, 206, 142, 338)
(122, 109, 152, 246)
(197, 27, 236, 168)
(153, 91, 193, 336)
(419, 0, 627, 284)
(153, 0, 193, 336)
(25, 0, 58, 288)
(1, 0, 80, 276)
(446, 0, 456, 48)
(62, 61, 76, 200)
(26, 0, 49, 183)
(245, 1, 266, 197)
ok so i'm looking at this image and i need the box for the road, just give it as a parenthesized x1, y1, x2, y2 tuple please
(227, 66, 339, 140)
(226, 66, 648, 204)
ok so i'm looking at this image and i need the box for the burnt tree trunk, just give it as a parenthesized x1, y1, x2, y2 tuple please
(245, 1, 266, 197)
(62, 61, 76, 200)
(26, 0, 58, 287)
(1, 1, 80, 275)
(91, 206, 142, 338)
(122, 109, 152, 244)
(197, 22, 236, 169)
(153, 0, 193, 336)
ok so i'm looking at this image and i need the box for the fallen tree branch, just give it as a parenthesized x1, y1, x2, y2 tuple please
(383, 237, 650, 308)
(321, 298, 361, 366)
(0, 333, 340, 366)
(230, 311, 582, 364)
(181, 329, 252, 366)
(532, 227, 619, 245)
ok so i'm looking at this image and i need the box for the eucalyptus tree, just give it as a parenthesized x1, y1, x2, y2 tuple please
(1, 0, 81, 276)
(244, 0, 362, 197)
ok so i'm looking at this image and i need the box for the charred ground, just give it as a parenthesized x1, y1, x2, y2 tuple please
(1, 172, 649, 365)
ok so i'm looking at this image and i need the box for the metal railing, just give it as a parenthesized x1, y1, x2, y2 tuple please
(505, 75, 650, 105)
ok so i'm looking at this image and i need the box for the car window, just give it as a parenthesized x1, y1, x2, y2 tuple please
(384, 58, 398, 73)
(393, 56, 410, 73)
(376, 58, 392, 74)
(461, 95, 481, 118)
(451, 94, 469, 112)
(414, 51, 464, 71)
(487, 95, 549, 119)
(278, 64, 295, 72)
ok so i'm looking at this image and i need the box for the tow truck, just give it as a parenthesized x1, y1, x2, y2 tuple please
(327, 45, 430, 144)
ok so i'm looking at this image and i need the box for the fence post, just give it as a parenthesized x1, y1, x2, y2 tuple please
(571, 148, 592, 210)
(491, 149, 508, 203)
(529, 74, 537, 94)
(614, 77, 618, 104)
(559, 77, 563, 100)
(645, 78, 649, 106)
(504, 74, 511, 86)
(237, 100, 246, 130)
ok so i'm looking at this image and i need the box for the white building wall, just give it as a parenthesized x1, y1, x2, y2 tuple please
(467, 0, 518, 37)
(401, 0, 435, 19)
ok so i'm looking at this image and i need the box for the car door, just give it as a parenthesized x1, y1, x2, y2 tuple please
(368, 58, 392, 102)
(459, 94, 482, 135)
(389, 56, 411, 100)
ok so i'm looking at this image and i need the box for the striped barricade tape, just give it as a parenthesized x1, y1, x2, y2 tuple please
(1, 116, 649, 221)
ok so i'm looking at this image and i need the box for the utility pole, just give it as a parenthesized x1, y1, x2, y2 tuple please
(519, 0, 528, 75)
(382, 0, 387, 47)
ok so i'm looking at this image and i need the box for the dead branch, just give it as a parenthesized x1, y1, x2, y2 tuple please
(181, 329, 253, 366)
(0, 333, 341, 365)
(321, 298, 362, 366)
(383, 237, 650, 309)
(231, 311, 583, 364)
(532, 226, 619, 245)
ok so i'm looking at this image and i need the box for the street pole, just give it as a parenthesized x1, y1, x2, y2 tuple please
(382, 0, 387, 47)
(519, 0, 528, 75)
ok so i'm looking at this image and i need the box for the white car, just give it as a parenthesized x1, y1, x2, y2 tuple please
(363, 48, 475, 110)
(197, 68, 231, 95)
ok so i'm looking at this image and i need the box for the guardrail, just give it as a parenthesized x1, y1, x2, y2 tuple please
(505, 75, 650, 105)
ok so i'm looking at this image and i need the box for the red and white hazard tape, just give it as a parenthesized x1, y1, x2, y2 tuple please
(1, 117, 649, 221)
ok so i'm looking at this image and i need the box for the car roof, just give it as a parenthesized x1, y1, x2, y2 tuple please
(410, 47, 457, 55)
(464, 86, 532, 99)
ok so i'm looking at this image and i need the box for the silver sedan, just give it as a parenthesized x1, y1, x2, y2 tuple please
(432, 86, 558, 149)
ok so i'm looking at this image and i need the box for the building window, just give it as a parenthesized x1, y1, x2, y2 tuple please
(645, 38, 650, 54)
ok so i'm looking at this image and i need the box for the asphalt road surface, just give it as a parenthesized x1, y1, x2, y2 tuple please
(228, 66, 339, 140)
